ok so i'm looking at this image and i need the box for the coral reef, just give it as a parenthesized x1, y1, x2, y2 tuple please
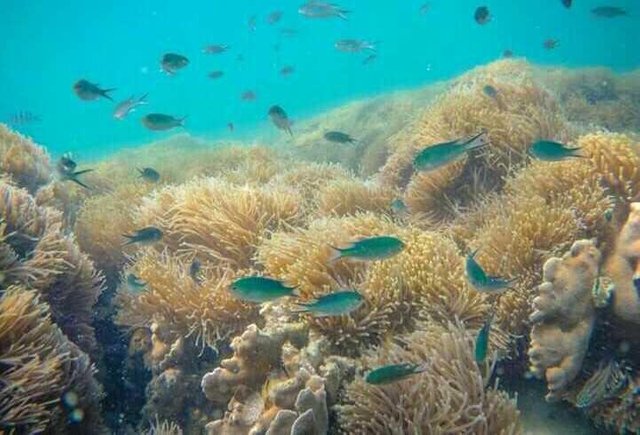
(0, 287, 105, 434)
(0, 124, 51, 193)
(337, 322, 522, 434)
(315, 177, 395, 217)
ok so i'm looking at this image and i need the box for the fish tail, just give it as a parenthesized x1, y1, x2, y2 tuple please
(69, 176, 91, 190)
(286, 125, 294, 137)
(328, 245, 344, 263)
(463, 131, 489, 151)
(138, 93, 149, 103)
(179, 116, 188, 127)
(338, 9, 350, 20)
(72, 169, 94, 176)
(569, 147, 587, 158)
(121, 234, 136, 246)
(102, 89, 116, 101)
(290, 304, 310, 314)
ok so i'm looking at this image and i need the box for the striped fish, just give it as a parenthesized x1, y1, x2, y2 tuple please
(6, 111, 41, 126)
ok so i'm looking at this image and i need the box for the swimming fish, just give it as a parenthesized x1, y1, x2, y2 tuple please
(189, 259, 203, 285)
(227, 122, 235, 132)
(122, 227, 163, 246)
(362, 54, 377, 65)
(114, 94, 148, 120)
(543, 39, 559, 50)
(591, 6, 626, 18)
(528, 140, 584, 161)
(266, 10, 283, 25)
(331, 236, 405, 261)
(56, 155, 93, 189)
(268, 105, 293, 136)
(208, 70, 224, 80)
(465, 249, 514, 293)
(413, 131, 489, 172)
(73, 79, 115, 101)
(241, 90, 257, 101)
(324, 131, 356, 144)
(475, 314, 494, 364)
(280, 28, 299, 38)
(483, 85, 498, 98)
(419, 3, 431, 15)
(137, 167, 160, 183)
(280, 66, 295, 77)
(474, 6, 490, 25)
(203, 44, 230, 55)
(160, 53, 189, 75)
(502, 49, 514, 58)
(298, 1, 349, 20)
(126, 273, 147, 292)
(141, 113, 185, 131)
(390, 198, 408, 216)
(335, 39, 377, 53)
(561, 0, 572, 9)
(6, 111, 41, 126)
(365, 363, 428, 385)
(230, 276, 297, 303)
(292, 290, 364, 317)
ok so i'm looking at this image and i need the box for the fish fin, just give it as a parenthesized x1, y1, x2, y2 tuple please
(328, 245, 345, 263)
(69, 177, 91, 190)
(289, 304, 310, 314)
(121, 234, 136, 246)
(286, 126, 294, 137)
(462, 131, 490, 151)
(338, 9, 350, 20)
(179, 116, 188, 127)
(139, 93, 149, 103)
(136, 168, 144, 177)
(102, 89, 116, 101)
(414, 363, 429, 374)
(469, 248, 480, 258)
(72, 169, 94, 176)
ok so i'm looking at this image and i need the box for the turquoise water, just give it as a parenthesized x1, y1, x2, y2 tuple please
(0, 0, 638, 158)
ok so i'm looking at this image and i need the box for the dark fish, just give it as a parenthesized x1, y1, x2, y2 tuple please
(189, 259, 203, 285)
(248, 15, 257, 32)
(324, 131, 356, 144)
(137, 167, 160, 183)
(591, 6, 626, 17)
(335, 39, 377, 53)
(483, 85, 498, 98)
(6, 111, 41, 126)
(292, 290, 364, 317)
(414, 131, 489, 172)
(465, 249, 515, 293)
(230, 276, 297, 302)
(267, 10, 283, 25)
(502, 49, 514, 58)
(141, 113, 185, 131)
(365, 363, 427, 385)
(561, 0, 572, 8)
(203, 44, 230, 55)
(126, 273, 146, 292)
(474, 6, 490, 25)
(475, 313, 494, 364)
(56, 154, 93, 190)
(528, 140, 584, 161)
(114, 94, 148, 120)
(280, 66, 295, 76)
(331, 236, 405, 261)
(544, 39, 559, 50)
(419, 3, 431, 15)
(122, 227, 163, 246)
(362, 54, 377, 65)
(73, 79, 115, 101)
(227, 122, 234, 132)
(241, 90, 257, 101)
(268, 105, 293, 136)
(298, 1, 349, 20)
(160, 53, 189, 75)
(208, 70, 224, 80)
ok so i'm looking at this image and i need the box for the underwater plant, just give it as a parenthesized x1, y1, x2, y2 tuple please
(0, 124, 51, 193)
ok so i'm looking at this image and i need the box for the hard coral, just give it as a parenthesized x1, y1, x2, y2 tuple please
(0, 124, 51, 193)
(135, 177, 303, 269)
(0, 287, 105, 434)
(528, 240, 600, 401)
(0, 181, 103, 354)
(337, 322, 521, 434)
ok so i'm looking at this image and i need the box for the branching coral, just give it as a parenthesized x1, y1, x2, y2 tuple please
(337, 322, 521, 434)
(528, 240, 600, 401)
(116, 250, 259, 352)
(135, 178, 304, 269)
(0, 181, 103, 354)
(0, 124, 51, 193)
(0, 287, 105, 434)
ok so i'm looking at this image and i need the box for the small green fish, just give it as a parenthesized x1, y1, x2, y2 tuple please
(126, 273, 147, 292)
(413, 131, 489, 171)
(137, 167, 160, 183)
(122, 227, 163, 246)
(365, 363, 427, 385)
(161, 53, 189, 75)
(141, 113, 186, 131)
(483, 85, 498, 98)
(331, 236, 405, 261)
(230, 276, 297, 303)
(390, 198, 408, 215)
(324, 131, 356, 144)
(475, 314, 494, 364)
(528, 140, 584, 161)
(465, 250, 514, 293)
(292, 290, 364, 317)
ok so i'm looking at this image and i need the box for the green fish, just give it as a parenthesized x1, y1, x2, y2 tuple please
(122, 226, 163, 246)
(137, 167, 160, 183)
(465, 250, 514, 293)
(365, 363, 427, 385)
(390, 198, 408, 215)
(126, 273, 147, 292)
(331, 236, 405, 261)
(292, 290, 364, 317)
(475, 314, 494, 364)
(230, 276, 297, 303)
(413, 131, 489, 171)
(528, 140, 584, 161)
(141, 113, 186, 131)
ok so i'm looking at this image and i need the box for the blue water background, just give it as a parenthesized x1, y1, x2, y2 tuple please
(1, 0, 638, 159)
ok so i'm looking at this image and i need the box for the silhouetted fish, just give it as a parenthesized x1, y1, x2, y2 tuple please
(266, 10, 283, 25)
(208, 70, 224, 80)
(268, 105, 293, 136)
(160, 53, 189, 75)
(280, 65, 295, 76)
(141, 113, 185, 131)
(335, 39, 377, 53)
(474, 6, 490, 25)
(241, 90, 257, 101)
(544, 39, 559, 50)
(113, 94, 148, 120)
(299, 1, 350, 20)
(203, 44, 230, 54)
(561, 0, 572, 9)
(73, 79, 115, 101)
(591, 6, 626, 18)
(6, 111, 41, 126)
